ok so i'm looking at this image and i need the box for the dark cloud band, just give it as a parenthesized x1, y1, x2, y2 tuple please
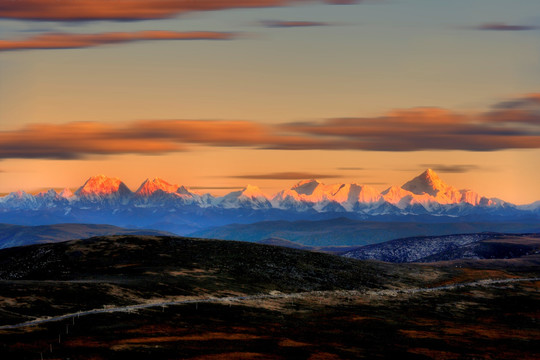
(232, 172, 340, 179)
(261, 20, 330, 28)
(476, 22, 537, 31)
(418, 164, 480, 174)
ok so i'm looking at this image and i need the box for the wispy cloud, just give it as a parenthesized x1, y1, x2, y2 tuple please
(0, 93, 539, 160)
(232, 172, 340, 179)
(0, 31, 236, 52)
(419, 164, 480, 173)
(0, 0, 361, 22)
(491, 93, 540, 110)
(337, 167, 364, 171)
(475, 22, 537, 31)
(261, 20, 331, 28)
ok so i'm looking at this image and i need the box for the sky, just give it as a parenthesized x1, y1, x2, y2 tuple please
(0, 0, 539, 204)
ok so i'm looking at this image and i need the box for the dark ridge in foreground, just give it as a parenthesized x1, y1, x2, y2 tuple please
(0, 235, 392, 288)
(0, 235, 428, 326)
(0, 235, 538, 360)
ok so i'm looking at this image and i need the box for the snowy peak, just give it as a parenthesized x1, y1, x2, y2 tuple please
(76, 175, 132, 197)
(382, 185, 414, 205)
(59, 188, 74, 199)
(36, 189, 58, 199)
(402, 169, 448, 196)
(291, 179, 321, 196)
(0, 172, 533, 216)
(222, 185, 269, 201)
(216, 185, 271, 209)
(136, 177, 179, 196)
(177, 185, 193, 196)
(332, 183, 382, 204)
(241, 184, 267, 199)
(6, 190, 34, 201)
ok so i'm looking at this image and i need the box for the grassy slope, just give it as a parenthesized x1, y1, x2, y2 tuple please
(0, 235, 538, 359)
(0, 235, 433, 325)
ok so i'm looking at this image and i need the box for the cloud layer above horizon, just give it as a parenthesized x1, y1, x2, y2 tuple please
(0, 0, 360, 21)
(0, 31, 236, 51)
(0, 94, 539, 160)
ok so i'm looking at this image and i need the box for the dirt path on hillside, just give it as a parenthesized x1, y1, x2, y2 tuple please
(1, 277, 538, 331)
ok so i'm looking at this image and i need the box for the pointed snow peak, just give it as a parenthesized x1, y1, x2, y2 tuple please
(402, 169, 448, 196)
(59, 188, 74, 198)
(381, 185, 403, 196)
(177, 185, 192, 196)
(241, 184, 266, 198)
(136, 177, 178, 196)
(10, 190, 31, 199)
(76, 175, 131, 197)
(37, 189, 57, 197)
(295, 179, 319, 186)
(291, 179, 322, 195)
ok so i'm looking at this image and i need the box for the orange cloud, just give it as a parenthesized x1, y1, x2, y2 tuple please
(0, 122, 183, 159)
(0, 94, 539, 159)
(0, 0, 359, 21)
(278, 95, 540, 151)
(0, 31, 235, 51)
(0, 120, 326, 159)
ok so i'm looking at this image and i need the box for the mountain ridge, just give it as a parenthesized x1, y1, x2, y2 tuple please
(0, 170, 538, 234)
(2, 169, 528, 211)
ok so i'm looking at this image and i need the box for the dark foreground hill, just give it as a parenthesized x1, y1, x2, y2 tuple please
(0, 235, 422, 324)
(0, 236, 538, 360)
(0, 223, 173, 249)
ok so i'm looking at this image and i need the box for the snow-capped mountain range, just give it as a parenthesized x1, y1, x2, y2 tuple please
(0, 170, 538, 234)
(0, 169, 536, 213)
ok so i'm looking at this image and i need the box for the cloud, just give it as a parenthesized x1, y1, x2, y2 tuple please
(337, 167, 364, 171)
(418, 164, 480, 174)
(0, 31, 236, 52)
(232, 172, 340, 179)
(0, 122, 184, 159)
(261, 20, 330, 28)
(0, 119, 327, 159)
(476, 22, 537, 31)
(0, 94, 539, 160)
(279, 95, 540, 151)
(483, 93, 540, 125)
(491, 93, 540, 110)
(0, 0, 361, 22)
